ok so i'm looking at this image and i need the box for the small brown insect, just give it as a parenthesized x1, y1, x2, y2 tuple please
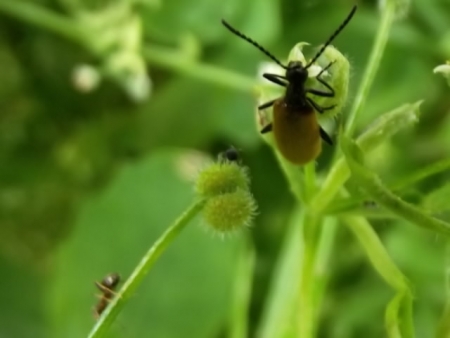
(94, 273, 121, 319)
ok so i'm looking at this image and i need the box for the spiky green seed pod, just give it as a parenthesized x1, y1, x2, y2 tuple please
(202, 189, 257, 234)
(195, 162, 249, 198)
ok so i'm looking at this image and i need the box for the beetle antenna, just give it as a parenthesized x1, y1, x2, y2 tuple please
(222, 19, 287, 69)
(305, 5, 357, 69)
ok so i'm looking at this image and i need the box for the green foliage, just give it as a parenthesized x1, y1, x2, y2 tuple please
(1, 0, 450, 338)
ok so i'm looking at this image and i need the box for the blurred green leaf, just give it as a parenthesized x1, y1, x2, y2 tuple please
(0, 257, 46, 338)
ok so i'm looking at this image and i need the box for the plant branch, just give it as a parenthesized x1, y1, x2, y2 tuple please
(88, 199, 205, 338)
(345, 1, 395, 135)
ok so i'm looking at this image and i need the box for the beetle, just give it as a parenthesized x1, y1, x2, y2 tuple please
(221, 5, 357, 165)
(94, 272, 121, 319)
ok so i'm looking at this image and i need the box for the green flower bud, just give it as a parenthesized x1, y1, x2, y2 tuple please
(289, 43, 350, 120)
(195, 162, 249, 198)
(201, 189, 257, 234)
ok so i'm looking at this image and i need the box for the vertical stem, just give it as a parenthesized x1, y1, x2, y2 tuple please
(436, 243, 450, 338)
(345, 2, 395, 136)
(298, 211, 321, 338)
(229, 237, 256, 338)
(303, 162, 316, 203)
(312, 217, 338, 313)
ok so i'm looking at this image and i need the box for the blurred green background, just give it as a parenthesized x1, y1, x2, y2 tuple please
(1, 0, 450, 337)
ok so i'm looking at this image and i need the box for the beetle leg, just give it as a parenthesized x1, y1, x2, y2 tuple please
(258, 99, 277, 110)
(260, 123, 273, 134)
(307, 98, 335, 114)
(319, 127, 333, 145)
(262, 73, 288, 87)
(307, 61, 336, 97)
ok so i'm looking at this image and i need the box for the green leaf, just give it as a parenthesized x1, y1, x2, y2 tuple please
(0, 257, 46, 338)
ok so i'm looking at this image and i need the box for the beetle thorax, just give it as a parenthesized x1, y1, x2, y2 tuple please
(284, 61, 309, 109)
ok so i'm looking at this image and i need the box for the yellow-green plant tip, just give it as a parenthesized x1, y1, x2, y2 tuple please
(434, 63, 450, 87)
(202, 189, 257, 234)
(287, 42, 309, 65)
(379, 0, 410, 20)
(195, 162, 249, 198)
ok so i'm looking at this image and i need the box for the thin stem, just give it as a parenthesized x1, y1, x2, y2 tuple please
(390, 158, 450, 191)
(311, 102, 421, 214)
(303, 162, 316, 203)
(313, 217, 338, 313)
(0, 1, 257, 93)
(341, 136, 450, 235)
(257, 207, 304, 338)
(88, 199, 205, 338)
(345, 3, 395, 135)
(143, 46, 256, 93)
(298, 211, 321, 338)
(229, 237, 255, 338)
(342, 215, 415, 338)
(436, 243, 450, 338)
(0, 0, 89, 48)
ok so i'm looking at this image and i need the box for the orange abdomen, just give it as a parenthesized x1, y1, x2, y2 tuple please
(272, 100, 321, 165)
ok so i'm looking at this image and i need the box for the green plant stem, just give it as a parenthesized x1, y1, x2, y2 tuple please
(342, 215, 415, 338)
(298, 211, 321, 338)
(390, 158, 450, 191)
(342, 215, 407, 289)
(0, 1, 257, 93)
(143, 46, 256, 93)
(345, 2, 395, 135)
(257, 207, 304, 338)
(303, 162, 316, 203)
(88, 199, 205, 338)
(0, 0, 89, 49)
(229, 237, 255, 338)
(436, 243, 450, 338)
(323, 156, 450, 217)
(342, 137, 450, 235)
(311, 102, 421, 215)
(313, 217, 338, 314)
(269, 145, 305, 203)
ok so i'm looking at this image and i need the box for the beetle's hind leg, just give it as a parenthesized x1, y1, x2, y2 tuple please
(307, 98, 335, 114)
(258, 99, 277, 110)
(306, 61, 336, 97)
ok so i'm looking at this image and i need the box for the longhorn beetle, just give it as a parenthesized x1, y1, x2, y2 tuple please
(222, 5, 357, 165)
